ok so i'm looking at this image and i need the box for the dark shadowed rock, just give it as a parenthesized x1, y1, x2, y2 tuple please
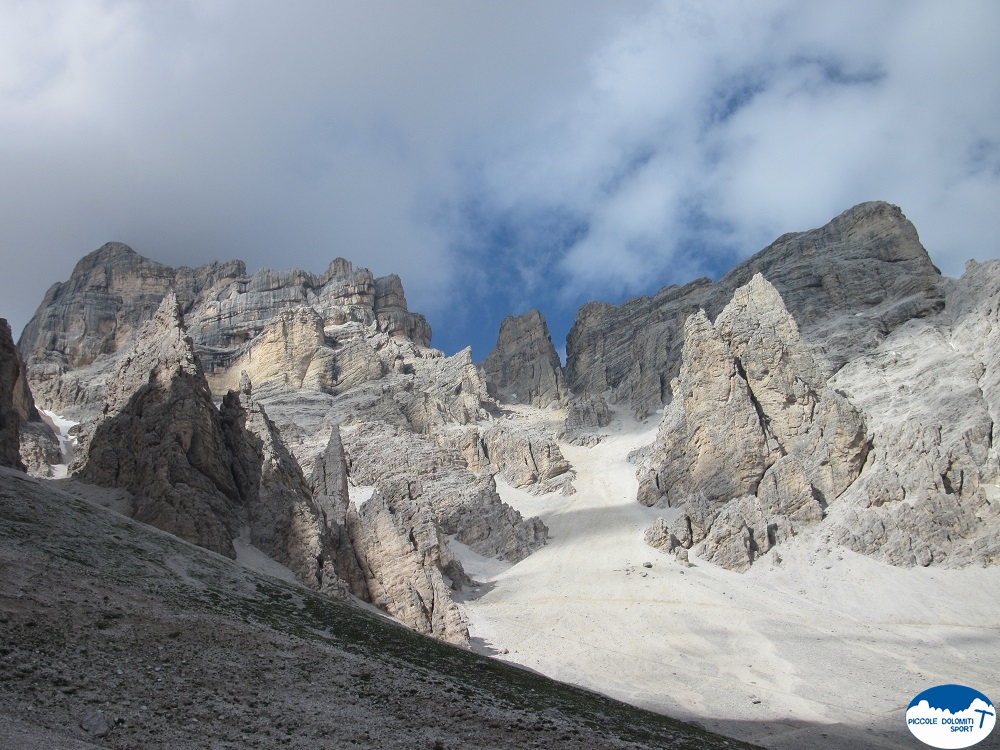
(75, 295, 244, 557)
(0, 320, 26, 471)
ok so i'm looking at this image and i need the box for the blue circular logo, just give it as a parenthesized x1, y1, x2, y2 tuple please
(906, 685, 995, 748)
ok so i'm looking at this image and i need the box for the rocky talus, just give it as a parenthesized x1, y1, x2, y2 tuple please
(483, 309, 567, 409)
(0, 320, 26, 471)
(641, 263, 999, 570)
(567, 201, 944, 418)
(0, 466, 759, 750)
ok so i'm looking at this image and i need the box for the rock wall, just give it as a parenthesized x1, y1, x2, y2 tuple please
(74, 295, 247, 557)
(309, 425, 370, 599)
(566, 202, 944, 418)
(18, 245, 430, 416)
(483, 309, 567, 409)
(0, 320, 26, 471)
(642, 262, 999, 571)
(348, 479, 470, 646)
(344, 420, 548, 563)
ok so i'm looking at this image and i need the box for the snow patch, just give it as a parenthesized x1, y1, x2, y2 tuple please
(40, 409, 78, 479)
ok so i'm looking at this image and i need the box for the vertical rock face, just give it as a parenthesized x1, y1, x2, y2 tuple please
(637, 308, 770, 510)
(479, 423, 574, 496)
(309, 425, 369, 599)
(220, 387, 343, 596)
(343, 420, 548, 563)
(18, 243, 244, 412)
(348, 479, 470, 646)
(74, 295, 245, 557)
(483, 309, 567, 409)
(641, 255, 1000, 571)
(712, 273, 824, 450)
(566, 202, 944, 417)
(0, 320, 26, 471)
(639, 277, 870, 571)
(18, 247, 431, 416)
(559, 394, 612, 446)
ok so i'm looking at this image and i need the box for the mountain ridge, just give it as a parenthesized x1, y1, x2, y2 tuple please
(3, 199, 999, 749)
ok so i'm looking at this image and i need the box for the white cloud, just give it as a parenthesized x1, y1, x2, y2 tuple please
(0, 0, 998, 355)
(462, 0, 1000, 307)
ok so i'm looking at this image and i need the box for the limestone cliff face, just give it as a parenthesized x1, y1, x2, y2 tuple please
(348, 479, 470, 646)
(73, 296, 247, 557)
(344, 420, 548, 563)
(19, 244, 243, 414)
(67, 297, 401, 607)
(483, 309, 567, 409)
(642, 260, 999, 571)
(309, 426, 370, 599)
(0, 320, 26, 471)
(18, 246, 430, 416)
(567, 202, 944, 418)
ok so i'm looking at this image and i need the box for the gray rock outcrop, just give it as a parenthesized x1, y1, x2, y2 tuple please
(479, 422, 574, 496)
(641, 255, 999, 571)
(636, 308, 771, 510)
(0, 320, 26, 471)
(18, 245, 430, 417)
(348, 479, 470, 645)
(344, 420, 548, 562)
(309, 425, 369, 599)
(483, 309, 567, 409)
(74, 295, 247, 557)
(18, 421, 63, 477)
(567, 202, 944, 418)
(638, 275, 872, 570)
(559, 394, 611, 446)
(824, 281, 1000, 566)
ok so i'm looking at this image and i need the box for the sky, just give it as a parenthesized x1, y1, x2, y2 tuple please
(1, 1, 999, 361)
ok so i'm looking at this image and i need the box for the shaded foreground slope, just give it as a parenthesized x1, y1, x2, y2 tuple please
(0, 467, 762, 750)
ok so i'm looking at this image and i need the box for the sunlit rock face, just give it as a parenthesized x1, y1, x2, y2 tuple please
(636, 213, 1000, 572)
(17, 245, 550, 643)
(566, 201, 944, 419)
(17, 244, 431, 416)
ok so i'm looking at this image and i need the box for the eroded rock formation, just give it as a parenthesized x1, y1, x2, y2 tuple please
(0, 320, 26, 471)
(483, 309, 567, 409)
(18, 245, 430, 417)
(348, 479, 471, 645)
(73, 295, 248, 557)
(344, 420, 548, 563)
(567, 202, 944, 418)
(641, 256, 998, 571)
